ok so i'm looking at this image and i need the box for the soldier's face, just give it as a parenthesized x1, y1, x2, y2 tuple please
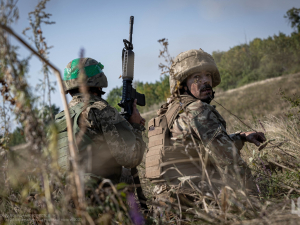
(186, 71, 213, 101)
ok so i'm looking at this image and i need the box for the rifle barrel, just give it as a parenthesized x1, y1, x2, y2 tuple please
(129, 16, 134, 44)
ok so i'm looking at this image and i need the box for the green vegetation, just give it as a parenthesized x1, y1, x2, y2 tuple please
(106, 75, 170, 113)
(285, 7, 300, 33)
(6, 104, 60, 147)
(212, 31, 300, 90)
(8, 127, 26, 147)
(106, 85, 123, 112)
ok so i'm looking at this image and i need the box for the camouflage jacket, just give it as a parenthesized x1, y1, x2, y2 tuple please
(68, 94, 146, 180)
(162, 95, 254, 190)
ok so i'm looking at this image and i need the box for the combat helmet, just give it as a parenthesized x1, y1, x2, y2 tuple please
(63, 58, 108, 93)
(169, 49, 221, 95)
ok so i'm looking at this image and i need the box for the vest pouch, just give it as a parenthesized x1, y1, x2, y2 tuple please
(54, 100, 96, 172)
(57, 132, 70, 170)
(146, 96, 197, 180)
(146, 114, 167, 179)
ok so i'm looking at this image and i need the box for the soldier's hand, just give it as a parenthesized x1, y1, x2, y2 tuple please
(240, 131, 266, 146)
(128, 99, 145, 126)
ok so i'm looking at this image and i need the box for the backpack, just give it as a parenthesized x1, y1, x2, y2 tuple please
(145, 96, 196, 181)
(54, 100, 97, 170)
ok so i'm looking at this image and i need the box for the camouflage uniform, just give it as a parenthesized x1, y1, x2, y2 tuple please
(69, 94, 145, 182)
(146, 50, 256, 208)
(160, 95, 253, 189)
(150, 96, 256, 208)
(55, 58, 146, 184)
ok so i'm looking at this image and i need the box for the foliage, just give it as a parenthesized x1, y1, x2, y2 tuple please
(213, 30, 300, 90)
(107, 75, 170, 113)
(23, 0, 56, 113)
(40, 103, 60, 125)
(157, 38, 174, 76)
(135, 75, 170, 113)
(7, 104, 60, 147)
(105, 85, 122, 112)
(284, 7, 300, 33)
(8, 127, 25, 146)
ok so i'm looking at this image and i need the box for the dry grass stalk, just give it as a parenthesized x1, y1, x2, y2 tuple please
(0, 21, 87, 213)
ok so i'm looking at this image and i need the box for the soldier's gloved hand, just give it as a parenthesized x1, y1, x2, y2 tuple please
(240, 131, 266, 146)
(128, 99, 145, 126)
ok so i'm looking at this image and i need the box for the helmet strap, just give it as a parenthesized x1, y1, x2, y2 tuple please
(183, 83, 197, 99)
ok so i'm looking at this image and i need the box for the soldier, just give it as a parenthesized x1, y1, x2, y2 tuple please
(55, 58, 146, 185)
(146, 49, 266, 207)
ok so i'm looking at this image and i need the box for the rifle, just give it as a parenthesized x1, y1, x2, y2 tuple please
(118, 16, 145, 120)
(118, 16, 148, 211)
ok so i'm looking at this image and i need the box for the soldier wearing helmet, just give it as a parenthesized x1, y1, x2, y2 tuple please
(146, 49, 266, 207)
(55, 58, 146, 185)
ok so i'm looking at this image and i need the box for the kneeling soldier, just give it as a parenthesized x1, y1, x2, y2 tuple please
(55, 58, 146, 185)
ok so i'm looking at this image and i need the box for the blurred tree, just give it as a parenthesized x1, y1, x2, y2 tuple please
(8, 127, 25, 147)
(106, 86, 122, 112)
(285, 7, 300, 33)
(8, 104, 60, 147)
(42, 104, 60, 125)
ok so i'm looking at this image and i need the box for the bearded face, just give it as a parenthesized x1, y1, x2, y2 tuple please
(184, 71, 214, 103)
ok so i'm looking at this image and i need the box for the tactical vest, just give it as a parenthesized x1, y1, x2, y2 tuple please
(145, 96, 196, 181)
(54, 99, 98, 170)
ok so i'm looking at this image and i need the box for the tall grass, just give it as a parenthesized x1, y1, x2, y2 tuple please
(136, 113, 300, 224)
(1, 1, 300, 224)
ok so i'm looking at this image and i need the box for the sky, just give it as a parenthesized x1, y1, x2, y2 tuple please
(7, 0, 300, 113)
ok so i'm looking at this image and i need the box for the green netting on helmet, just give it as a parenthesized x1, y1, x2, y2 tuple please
(63, 58, 104, 81)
